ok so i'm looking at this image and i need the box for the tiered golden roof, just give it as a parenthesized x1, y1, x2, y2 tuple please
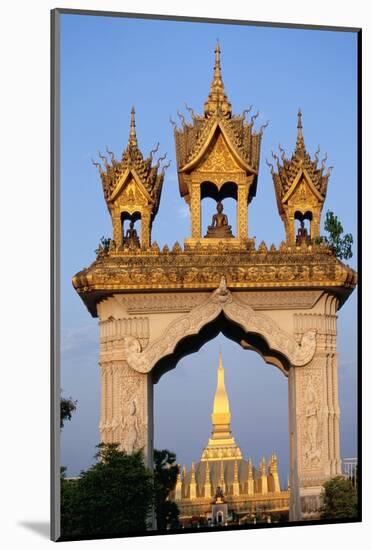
(96, 107, 166, 209)
(173, 43, 265, 209)
(93, 107, 168, 248)
(269, 110, 332, 244)
(270, 110, 331, 210)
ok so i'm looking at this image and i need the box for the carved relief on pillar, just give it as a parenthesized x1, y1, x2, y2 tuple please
(237, 184, 248, 239)
(100, 361, 149, 455)
(118, 363, 147, 454)
(191, 183, 201, 238)
(141, 211, 151, 249)
(296, 358, 328, 484)
(294, 303, 341, 478)
(112, 213, 123, 247)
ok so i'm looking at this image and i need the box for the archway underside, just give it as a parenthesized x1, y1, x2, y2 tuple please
(152, 311, 290, 384)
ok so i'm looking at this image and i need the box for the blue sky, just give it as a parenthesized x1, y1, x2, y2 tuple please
(60, 14, 358, 482)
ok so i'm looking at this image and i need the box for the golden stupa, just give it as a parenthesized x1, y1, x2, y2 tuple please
(172, 353, 289, 527)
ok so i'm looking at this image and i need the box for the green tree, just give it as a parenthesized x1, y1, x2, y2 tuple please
(60, 394, 77, 429)
(61, 443, 154, 538)
(321, 476, 358, 520)
(153, 449, 180, 530)
(316, 210, 353, 260)
(95, 236, 111, 256)
(60, 467, 79, 536)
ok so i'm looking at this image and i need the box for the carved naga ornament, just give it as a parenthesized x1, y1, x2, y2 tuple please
(121, 278, 317, 373)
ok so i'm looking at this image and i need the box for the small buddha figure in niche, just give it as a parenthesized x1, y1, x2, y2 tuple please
(123, 220, 140, 248)
(296, 219, 311, 246)
(214, 486, 225, 503)
(205, 201, 234, 238)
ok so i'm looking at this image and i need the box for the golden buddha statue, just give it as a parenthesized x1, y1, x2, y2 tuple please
(296, 220, 311, 246)
(205, 201, 234, 238)
(123, 220, 140, 248)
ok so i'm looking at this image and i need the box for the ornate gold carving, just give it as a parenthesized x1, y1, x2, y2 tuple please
(92, 108, 167, 249)
(173, 43, 261, 244)
(191, 184, 201, 238)
(198, 132, 241, 173)
(270, 110, 331, 245)
(73, 244, 356, 316)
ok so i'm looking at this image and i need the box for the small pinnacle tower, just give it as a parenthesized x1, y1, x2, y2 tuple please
(204, 41, 232, 119)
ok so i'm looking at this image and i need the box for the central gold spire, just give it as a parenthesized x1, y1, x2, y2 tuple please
(204, 42, 232, 119)
(201, 352, 242, 461)
(211, 352, 231, 427)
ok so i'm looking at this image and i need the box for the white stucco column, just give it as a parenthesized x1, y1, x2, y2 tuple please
(292, 301, 340, 517)
(98, 316, 154, 468)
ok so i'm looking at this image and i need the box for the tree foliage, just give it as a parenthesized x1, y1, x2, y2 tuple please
(60, 394, 77, 429)
(95, 236, 111, 256)
(61, 443, 153, 538)
(321, 476, 358, 520)
(316, 210, 353, 260)
(153, 449, 180, 530)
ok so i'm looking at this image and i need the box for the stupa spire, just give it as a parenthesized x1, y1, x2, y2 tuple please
(201, 352, 242, 461)
(211, 351, 231, 426)
(128, 106, 138, 148)
(295, 108, 305, 155)
(204, 42, 232, 118)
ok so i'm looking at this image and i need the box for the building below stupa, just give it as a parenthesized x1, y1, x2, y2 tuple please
(171, 353, 289, 527)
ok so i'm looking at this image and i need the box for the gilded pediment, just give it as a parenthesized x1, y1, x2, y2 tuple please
(284, 172, 323, 209)
(196, 131, 243, 173)
(114, 175, 149, 211)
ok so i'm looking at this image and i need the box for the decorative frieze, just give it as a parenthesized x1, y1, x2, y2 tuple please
(294, 313, 336, 336)
(100, 316, 149, 347)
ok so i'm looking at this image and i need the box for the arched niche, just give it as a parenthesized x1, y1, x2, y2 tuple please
(121, 210, 142, 248)
(200, 181, 238, 238)
(294, 210, 313, 244)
